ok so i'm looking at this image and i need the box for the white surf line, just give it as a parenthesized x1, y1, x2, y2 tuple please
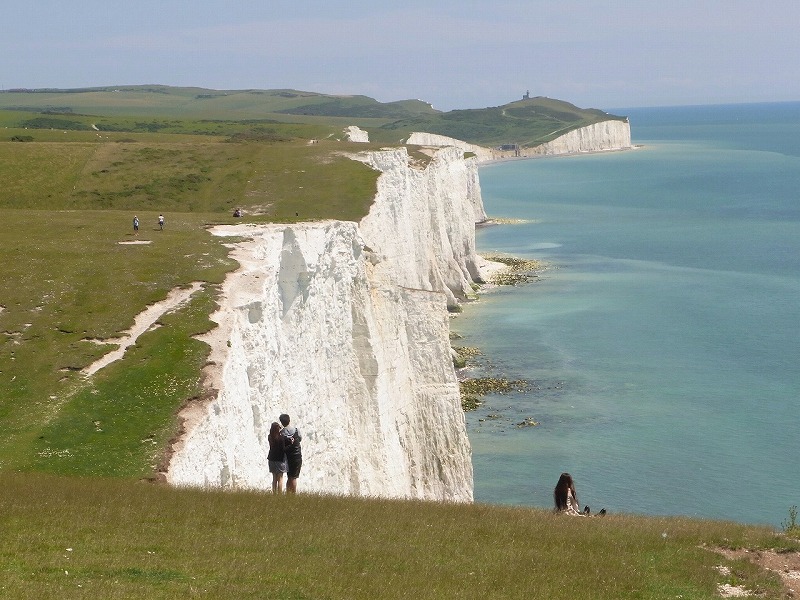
(82, 282, 203, 376)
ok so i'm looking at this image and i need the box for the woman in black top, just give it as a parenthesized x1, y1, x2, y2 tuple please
(267, 421, 287, 493)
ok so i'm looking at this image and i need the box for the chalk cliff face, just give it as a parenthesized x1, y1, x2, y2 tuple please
(406, 132, 495, 162)
(167, 146, 481, 502)
(408, 119, 632, 161)
(358, 147, 486, 308)
(528, 120, 631, 156)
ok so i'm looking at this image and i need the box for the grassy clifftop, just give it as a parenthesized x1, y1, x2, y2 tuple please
(0, 120, 380, 479)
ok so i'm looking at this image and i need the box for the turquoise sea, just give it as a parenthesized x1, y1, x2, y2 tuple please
(458, 102, 800, 527)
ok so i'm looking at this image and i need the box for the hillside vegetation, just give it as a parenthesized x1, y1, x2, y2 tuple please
(0, 85, 626, 147)
(1, 86, 796, 599)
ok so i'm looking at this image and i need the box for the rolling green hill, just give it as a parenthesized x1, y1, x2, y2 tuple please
(0, 85, 625, 147)
(381, 96, 627, 146)
(0, 85, 436, 126)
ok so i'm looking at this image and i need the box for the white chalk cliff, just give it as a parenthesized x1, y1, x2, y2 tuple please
(408, 118, 632, 161)
(527, 120, 632, 156)
(405, 132, 495, 162)
(167, 146, 485, 502)
(166, 120, 629, 501)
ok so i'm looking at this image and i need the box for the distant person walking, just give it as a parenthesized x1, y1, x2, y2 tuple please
(133, 215, 139, 233)
(279, 413, 302, 494)
(158, 214, 164, 230)
(268, 421, 287, 493)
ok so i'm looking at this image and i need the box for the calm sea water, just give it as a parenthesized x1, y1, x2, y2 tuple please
(458, 102, 800, 527)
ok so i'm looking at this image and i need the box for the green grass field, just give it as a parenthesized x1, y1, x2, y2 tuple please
(1, 472, 797, 600)
(0, 89, 797, 599)
(0, 209, 230, 475)
(0, 125, 379, 478)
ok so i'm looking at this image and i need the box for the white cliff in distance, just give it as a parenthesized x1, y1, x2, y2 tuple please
(405, 132, 495, 162)
(167, 146, 484, 502)
(527, 120, 632, 156)
(408, 118, 632, 161)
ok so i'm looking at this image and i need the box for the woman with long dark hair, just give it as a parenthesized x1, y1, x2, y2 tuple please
(554, 472, 585, 515)
(268, 421, 287, 493)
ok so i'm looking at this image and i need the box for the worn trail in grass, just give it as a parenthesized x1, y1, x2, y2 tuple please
(0, 209, 232, 474)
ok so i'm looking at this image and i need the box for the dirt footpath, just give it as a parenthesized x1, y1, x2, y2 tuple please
(715, 547, 800, 597)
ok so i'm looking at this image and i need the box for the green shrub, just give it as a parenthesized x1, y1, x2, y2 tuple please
(783, 505, 800, 537)
(21, 116, 90, 130)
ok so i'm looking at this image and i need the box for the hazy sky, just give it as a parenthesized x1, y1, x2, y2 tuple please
(5, 1, 799, 111)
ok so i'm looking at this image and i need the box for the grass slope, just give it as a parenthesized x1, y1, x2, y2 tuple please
(0, 134, 378, 217)
(0, 86, 437, 123)
(0, 210, 233, 474)
(1, 472, 797, 600)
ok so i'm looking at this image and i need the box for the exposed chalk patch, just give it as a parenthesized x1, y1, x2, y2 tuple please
(83, 282, 203, 376)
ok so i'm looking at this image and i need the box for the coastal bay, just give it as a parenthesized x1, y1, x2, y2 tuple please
(460, 102, 800, 527)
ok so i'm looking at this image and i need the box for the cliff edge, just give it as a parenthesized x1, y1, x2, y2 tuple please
(167, 146, 484, 502)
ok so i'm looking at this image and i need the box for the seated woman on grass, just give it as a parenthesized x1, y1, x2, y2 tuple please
(554, 472, 588, 516)
(554, 473, 606, 516)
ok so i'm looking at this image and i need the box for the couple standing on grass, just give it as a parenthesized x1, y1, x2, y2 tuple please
(268, 414, 302, 494)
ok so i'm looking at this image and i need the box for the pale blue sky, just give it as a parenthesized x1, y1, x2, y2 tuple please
(4, 1, 799, 111)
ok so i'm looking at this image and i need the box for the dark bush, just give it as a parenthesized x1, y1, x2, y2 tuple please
(20, 117, 90, 130)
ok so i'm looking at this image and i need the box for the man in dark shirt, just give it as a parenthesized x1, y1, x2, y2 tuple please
(279, 413, 302, 493)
